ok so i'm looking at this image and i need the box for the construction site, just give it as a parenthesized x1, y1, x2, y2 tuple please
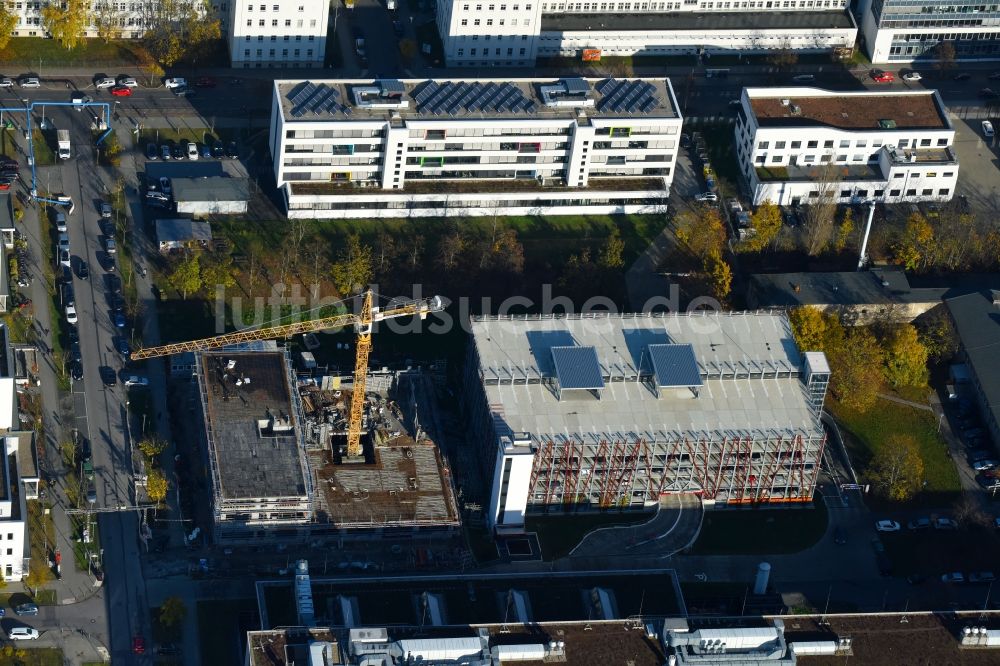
(194, 345, 460, 545)
(463, 311, 831, 533)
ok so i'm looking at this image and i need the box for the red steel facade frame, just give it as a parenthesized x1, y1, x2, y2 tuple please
(526, 433, 827, 509)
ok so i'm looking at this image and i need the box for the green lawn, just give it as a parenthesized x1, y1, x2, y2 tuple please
(0, 130, 18, 161)
(832, 397, 961, 505)
(698, 125, 741, 194)
(31, 129, 55, 167)
(0, 37, 146, 66)
(2, 310, 34, 344)
(0, 648, 64, 666)
(690, 502, 828, 555)
(526, 511, 654, 560)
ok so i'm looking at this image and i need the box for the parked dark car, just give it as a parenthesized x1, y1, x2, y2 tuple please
(71, 361, 83, 381)
(145, 143, 158, 160)
(225, 141, 238, 159)
(76, 260, 89, 280)
(211, 141, 225, 158)
(100, 366, 116, 386)
(171, 143, 185, 159)
(115, 336, 131, 359)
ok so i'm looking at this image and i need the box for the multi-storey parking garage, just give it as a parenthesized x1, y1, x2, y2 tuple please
(462, 311, 830, 534)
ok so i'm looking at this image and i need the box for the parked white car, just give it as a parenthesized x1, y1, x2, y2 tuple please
(186, 142, 198, 160)
(65, 303, 78, 324)
(875, 520, 901, 532)
(8, 627, 39, 640)
(984, 120, 995, 138)
(695, 192, 718, 202)
(94, 77, 116, 89)
(0, 77, 14, 88)
(164, 77, 187, 89)
(902, 72, 922, 81)
(124, 375, 149, 387)
(116, 76, 138, 88)
(18, 77, 40, 88)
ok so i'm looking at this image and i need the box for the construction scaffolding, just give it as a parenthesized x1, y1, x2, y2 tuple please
(527, 432, 827, 508)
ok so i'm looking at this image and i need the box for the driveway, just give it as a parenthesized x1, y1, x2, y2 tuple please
(569, 494, 703, 559)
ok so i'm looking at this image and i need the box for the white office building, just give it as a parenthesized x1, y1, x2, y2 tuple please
(11, 0, 230, 39)
(735, 87, 959, 207)
(227, 0, 329, 68)
(861, 0, 1000, 63)
(0, 378, 38, 583)
(436, 0, 858, 67)
(269, 77, 683, 219)
(8, 0, 330, 69)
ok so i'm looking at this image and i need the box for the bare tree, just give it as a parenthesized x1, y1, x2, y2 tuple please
(802, 161, 844, 256)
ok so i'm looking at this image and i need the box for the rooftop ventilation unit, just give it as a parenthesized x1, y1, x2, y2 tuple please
(878, 119, 897, 129)
(780, 98, 791, 106)
(790, 105, 802, 115)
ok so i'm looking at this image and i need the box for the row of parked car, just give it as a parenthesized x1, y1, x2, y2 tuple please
(875, 517, 959, 532)
(144, 139, 238, 162)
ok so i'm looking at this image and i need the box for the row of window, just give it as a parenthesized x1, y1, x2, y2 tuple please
(246, 18, 317, 26)
(244, 48, 313, 57)
(287, 194, 668, 210)
(458, 46, 529, 55)
(757, 137, 949, 150)
(244, 34, 315, 41)
(460, 2, 532, 10)
(540, 0, 841, 8)
(787, 186, 951, 198)
(460, 17, 531, 26)
(247, 3, 307, 11)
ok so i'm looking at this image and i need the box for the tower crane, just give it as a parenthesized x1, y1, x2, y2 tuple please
(131, 290, 444, 458)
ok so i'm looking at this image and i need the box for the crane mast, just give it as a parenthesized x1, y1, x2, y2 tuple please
(347, 290, 373, 458)
(130, 291, 444, 461)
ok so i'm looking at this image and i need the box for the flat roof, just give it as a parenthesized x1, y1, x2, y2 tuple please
(155, 218, 213, 243)
(276, 77, 678, 121)
(746, 87, 948, 130)
(248, 628, 339, 666)
(750, 268, 947, 308)
(309, 443, 460, 527)
(945, 291, 1000, 433)
(542, 9, 855, 32)
(172, 177, 250, 203)
(470, 312, 821, 444)
(199, 351, 309, 501)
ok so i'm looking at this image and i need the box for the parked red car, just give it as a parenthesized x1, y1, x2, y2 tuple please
(132, 635, 145, 654)
(871, 69, 895, 83)
(110, 85, 133, 97)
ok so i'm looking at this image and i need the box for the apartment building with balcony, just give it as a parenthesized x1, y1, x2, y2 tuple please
(269, 77, 682, 219)
(735, 87, 959, 206)
(436, 0, 857, 67)
(860, 0, 1000, 63)
(227, 0, 329, 67)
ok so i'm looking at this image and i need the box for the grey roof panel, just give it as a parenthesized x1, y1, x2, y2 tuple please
(648, 343, 703, 388)
(564, 77, 590, 94)
(551, 346, 605, 391)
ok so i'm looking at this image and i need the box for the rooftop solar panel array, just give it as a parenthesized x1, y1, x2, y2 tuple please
(413, 81, 536, 116)
(287, 81, 352, 117)
(648, 344, 703, 388)
(551, 346, 605, 391)
(596, 79, 661, 114)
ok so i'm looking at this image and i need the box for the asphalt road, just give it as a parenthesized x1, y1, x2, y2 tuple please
(28, 101, 150, 663)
